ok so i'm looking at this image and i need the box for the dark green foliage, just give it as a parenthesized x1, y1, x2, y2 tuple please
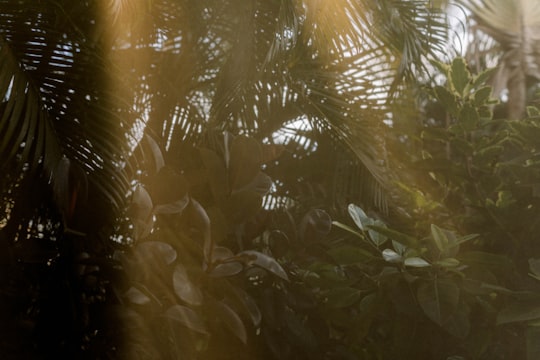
(389, 57, 540, 359)
(3, 0, 540, 359)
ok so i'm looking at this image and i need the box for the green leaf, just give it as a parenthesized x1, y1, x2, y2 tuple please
(451, 57, 470, 95)
(326, 287, 362, 308)
(473, 86, 492, 106)
(367, 220, 388, 246)
(209, 262, 244, 277)
(392, 240, 407, 255)
(459, 103, 479, 131)
(434, 86, 459, 117)
(417, 278, 460, 326)
(497, 302, 540, 325)
(430, 59, 450, 75)
(404, 257, 431, 267)
(215, 301, 247, 344)
(431, 224, 449, 253)
(231, 287, 262, 328)
(471, 67, 496, 88)
(239, 250, 289, 281)
(173, 264, 203, 306)
(348, 203, 372, 231)
(209, 246, 243, 277)
(332, 221, 363, 239)
(165, 305, 208, 334)
(382, 248, 402, 263)
(435, 258, 460, 268)
(367, 224, 419, 248)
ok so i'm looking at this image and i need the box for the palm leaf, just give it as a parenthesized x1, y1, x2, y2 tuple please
(459, 0, 540, 118)
(0, 1, 134, 219)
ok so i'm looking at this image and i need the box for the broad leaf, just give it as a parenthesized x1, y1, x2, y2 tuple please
(368, 224, 419, 248)
(153, 196, 189, 215)
(135, 241, 177, 265)
(209, 262, 244, 277)
(239, 250, 289, 281)
(451, 57, 470, 95)
(382, 249, 402, 263)
(417, 278, 460, 326)
(215, 301, 247, 344)
(165, 305, 207, 334)
(348, 204, 371, 231)
(431, 224, 449, 253)
(435, 258, 460, 268)
(173, 264, 203, 306)
(367, 220, 387, 246)
(404, 257, 431, 267)
(231, 287, 262, 328)
(459, 103, 479, 131)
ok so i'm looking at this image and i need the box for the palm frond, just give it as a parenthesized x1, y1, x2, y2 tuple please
(459, 0, 540, 118)
(0, 1, 135, 218)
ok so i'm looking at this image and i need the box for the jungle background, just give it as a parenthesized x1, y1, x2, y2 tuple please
(2, 0, 540, 359)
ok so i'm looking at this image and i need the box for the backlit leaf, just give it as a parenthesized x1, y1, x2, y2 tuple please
(348, 203, 372, 231)
(382, 248, 402, 263)
(404, 257, 431, 267)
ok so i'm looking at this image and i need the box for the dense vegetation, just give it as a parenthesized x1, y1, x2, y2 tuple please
(1, 0, 540, 359)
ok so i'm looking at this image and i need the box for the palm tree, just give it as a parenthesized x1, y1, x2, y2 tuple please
(0, 0, 450, 357)
(458, 0, 540, 119)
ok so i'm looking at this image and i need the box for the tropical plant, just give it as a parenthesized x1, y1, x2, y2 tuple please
(390, 56, 540, 360)
(458, 0, 540, 119)
(0, 0, 472, 358)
